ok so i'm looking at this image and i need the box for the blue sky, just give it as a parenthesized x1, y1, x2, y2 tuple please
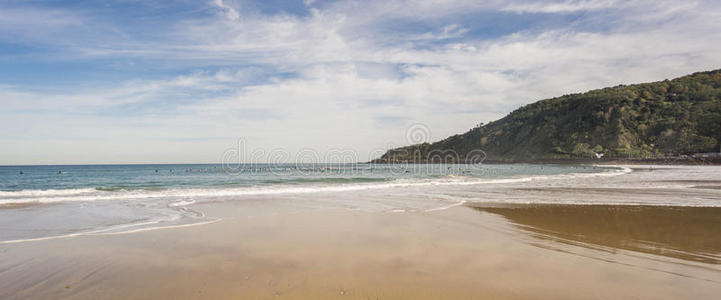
(1, 0, 720, 164)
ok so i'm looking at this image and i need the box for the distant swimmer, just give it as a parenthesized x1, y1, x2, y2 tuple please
(155, 169, 158, 173)
(19, 171, 23, 175)
(58, 170, 62, 174)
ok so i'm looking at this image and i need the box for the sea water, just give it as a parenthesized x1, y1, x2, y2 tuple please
(0, 163, 613, 243)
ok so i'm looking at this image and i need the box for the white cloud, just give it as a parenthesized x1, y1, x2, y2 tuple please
(1, 0, 721, 163)
(501, 0, 621, 13)
(213, 0, 240, 21)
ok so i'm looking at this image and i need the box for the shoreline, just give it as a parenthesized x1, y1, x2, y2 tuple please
(369, 157, 721, 165)
(1, 165, 720, 299)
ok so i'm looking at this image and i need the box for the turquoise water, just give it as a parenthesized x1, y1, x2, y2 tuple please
(0, 163, 607, 243)
(0, 163, 603, 192)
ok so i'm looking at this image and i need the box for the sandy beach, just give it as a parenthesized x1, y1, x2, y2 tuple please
(1, 165, 720, 299)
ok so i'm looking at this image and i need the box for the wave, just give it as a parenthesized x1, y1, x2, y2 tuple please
(0, 188, 97, 197)
(0, 166, 648, 245)
(0, 167, 630, 206)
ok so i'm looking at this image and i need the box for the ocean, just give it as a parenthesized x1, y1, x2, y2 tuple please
(1, 163, 614, 243)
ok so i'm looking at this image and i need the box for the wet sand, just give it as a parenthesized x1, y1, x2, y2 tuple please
(0, 201, 720, 299)
(1, 166, 721, 299)
(470, 204, 721, 264)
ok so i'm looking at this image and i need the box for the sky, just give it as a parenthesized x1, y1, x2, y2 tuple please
(1, 0, 721, 164)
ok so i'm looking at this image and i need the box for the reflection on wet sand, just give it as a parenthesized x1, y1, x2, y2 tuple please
(471, 204, 721, 264)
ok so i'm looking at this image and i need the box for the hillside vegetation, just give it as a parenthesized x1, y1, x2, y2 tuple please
(377, 70, 721, 162)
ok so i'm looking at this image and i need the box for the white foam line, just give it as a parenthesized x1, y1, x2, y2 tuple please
(169, 199, 196, 207)
(424, 200, 467, 212)
(0, 218, 221, 245)
(0, 220, 164, 244)
(0, 167, 631, 206)
(94, 218, 221, 236)
(0, 188, 97, 197)
(0, 231, 97, 244)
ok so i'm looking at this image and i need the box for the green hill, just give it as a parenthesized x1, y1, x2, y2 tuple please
(376, 70, 721, 162)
